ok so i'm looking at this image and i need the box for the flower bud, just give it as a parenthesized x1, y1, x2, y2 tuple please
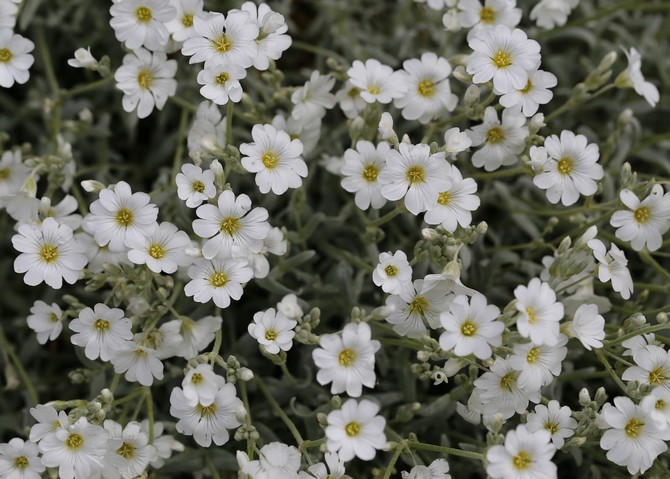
(463, 84, 480, 106)
(579, 388, 592, 407)
(81, 180, 105, 192)
(238, 367, 254, 381)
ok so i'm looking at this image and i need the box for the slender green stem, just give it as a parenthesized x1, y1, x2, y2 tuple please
(61, 76, 114, 99)
(34, 25, 59, 96)
(0, 324, 38, 405)
(408, 441, 483, 461)
(169, 95, 197, 112)
(367, 205, 404, 226)
(318, 241, 374, 273)
(299, 438, 326, 452)
(290, 39, 348, 64)
(595, 350, 628, 394)
(239, 380, 255, 459)
(171, 106, 190, 183)
(383, 443, 406, 479)
(556, 272, 596, 294)
(470, 165, 529, 181)
(225, 101, 234, 146)
(606, 323, 670, 347)
(639, 250, 670, 281)
(145, 387, 154, 443)
(205, 452, 222, 479)
(545, 84, 615, 124)
(110, 373, 121, 394)
(211, 329, 223, 358)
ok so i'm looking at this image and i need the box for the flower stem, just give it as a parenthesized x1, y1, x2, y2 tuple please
(367, 204, 404, 226)
(408, 440, 484, 461)
(226, 101, 234, 146)
(145, 387, 154, 443)
(605, 323, 670, 347)
(382, 443, 406, 479)
(61, 76, 114, 99)
(0, 323, 38, 405)
(290, 39, 347, 64)
(594, 349, 628, 394)
(639, 250, 670, 282)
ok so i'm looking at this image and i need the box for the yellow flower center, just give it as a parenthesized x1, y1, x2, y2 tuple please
(262, 151, 279, 169)
(649, 366, 667, 385)
(265, 329, 278, 341)
(0, 48, 12, 63)
(557, 157, 573, 175)
(367, 85, 380, 95)
(520, 79, 533, 94)
(437, 191, 452, 206)
(409, 296, 428, 316)
(544, 421, 559, 434)
(525, 307, 537, 324)
(134, 348, 148, 358)
(526, 346, 541, 364)
(405, 165, 425, 185)
(624, 418, 644, 438)
(197, 403, 218, 417)
(191, 372, 203, 384)
(116, 441, 136, 459)
(345, 421, 361, 437)
(338, 348, 356, 366)
(137, 69, 153, 90)
(115, 208, 134, 227)
(39, 244, 59, 264)
(460, 320, 477, 337)
(14, 456, 29, 469)
(480, 6, 496, 24)
(209, 271, 228, 288)
(148, 243, 165, 259)
(181, 14, 194, 27)
(192, 180, 205, 193)
(95, 319, 110, 332)
(417, 79, 435, 98)
(348, 87, 360, 98)
(215, 72, 229, 85)
(384, 265, 398, 277)
(135, 6, 153, 23)
(50, 313, 60, 322)
(499, 371, 516, 391)
(656, 399, 666, 410)
(491, 50, 512, 69)
(66, 433, 84, 450)
(634, 206, 651, 224)
(362, 164, 380, 182)
(486, 126, 506, 144)
(212, 34, 233, 53)
(220, 216, 240, 235)
(512, 451, 532, 470)
(0, 167, 10, 179)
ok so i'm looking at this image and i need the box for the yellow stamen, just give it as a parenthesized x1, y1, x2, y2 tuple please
(405, 165, 425, 185)
(526, 346, 540, 364)
(212, 35, 233, 53)
(362, 164, 379, 182)
(384, 265, 398, 277)
(491, 50, 512, 68)
(338, 348, 356, 366)
(209, 272, 228, 288)
(557, 157, 573, 175)
(220, 217, 240, 235)
(499, 371, 516, 391)
(634, 206, 650, 224)
(417, 79, 435, 97)
(192, 180, 205, 193)
(624, 418, 644, 438)
(0, 48, 12, 63)
(116, 442, 136, 459)
(486, 127, 506, 144)
(262, 151, 279, 169)
(95, 319, 110, 332)
(115, 208, 134, 227)
(39, 244, 59, 264)
(460, 320, 477, 337)
(409, 296, 428, 316)
(265, 329, 278, 341)
(66, 433, 84, 450)
(512, 451, 532, 470)
(148, 243, 165, 259)
(135, 6, 153, 23)
(345, 421, 361, 437)
(480, 6, 496, 24)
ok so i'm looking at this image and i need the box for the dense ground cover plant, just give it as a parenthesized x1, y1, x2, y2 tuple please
(1, 0, 670, 477)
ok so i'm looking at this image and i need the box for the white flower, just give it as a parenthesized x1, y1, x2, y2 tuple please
(239, 225, 287, 278)
(499, 69, 557, 117)
(84, 181, 158, 252)
(486, 425, 557, 479)
(439, 294, 503, 360)
(240, 124, 307, 195)
(530, 0, 579, 29)
(70, 304, 133, 362)
(38, 195, 82, 230)
(277, 294, 303, 321)
(181, 11, 259, 68)
(242, 442, 301, 479)
(29, 405, 68, 443)
(415, 0, 454, 10)
(271, 112, 321, 156)
(67, 47, 98, 69)
(341, 140, 389, 210)
(568, 303, 605, 350)
(103, 420, 156, 479)
(424, 163, 480, 232)
(165, 0, 203, 43)
(384, 279, 453, 338)
(526, 401, 577, 449)
(514, 278, 564, 346)
(127, 221, 192, 273)
(0, 150, 31, 197)
(532, 130, 604, 206)
(193, 189, 270, 259)
(110, 342, 164, 386)
(241, 1, 292, 71)
(312, 322, 380, 397)
(347, 59, 407, 104)
(182, 363, 224, 407)
(588, 239, 633, 300)
(197, 59, 246, 105)
(248, 308, 297, 354)
(12, 218, 88, 289)
(26, 300, 63, 345)
(618, 47, 660, 107)
(109, 0, 175, 50)
(175, 163, 216, 208)
(467, 106, 527, 171)
(0, 0, 18, 30)
(622, 345, 670, 390)
(325, 398, 386, 462)
(39, 417, 109, 479)
(137, 319, 182, 359)
(458, 0, 522, 38)
(139, 420, 183, 469)
(187, 101, 227, 160)
(176, 315, 222, 359)
(509, 335, 568, 390)
(599, 396, 670, 474)
(372, 250, 412, 295)
(395, 52, 458, 123)
(640, 387, 670, 429)
(0, 438, 44, 479)
(291, 70, 337, 122)
(299, 452, 347, 479)
(379, 142, 449, 215)
(184, 257, 254, 308)
(336, 81, 367, 119)
(610, 184, 670, 252)
(169, 381, 243, 447)
(0, 30, 34, 88)
(115, 48, 177, 119)
(402, 458, 451, 479)
(443, 127, 472, 155)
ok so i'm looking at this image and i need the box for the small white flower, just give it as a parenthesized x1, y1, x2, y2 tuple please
(336, 81, 367, 119)
(242, 442, 301, 479)
(70, 304, 133, 362)
(385, 279, 453, 338)
(514, 278, 564, 346)
(610, 184, 670, 252)
(299, 451, 347, 479)
(530, 0, 579, 29)
(499, 69, 557, 117)
(588, 239, 633, 300)
(110, 342, 164, 386)
(84, 181, 158, 252)
(458, 0, 522, 38)
(325, 398, 387, 462)
(509, 335, 568, 390)
(29, 405, 68, 443)
(175, 163, 216, 208)
(640, 387, 670, 429)
(182, 363, 224, 407)
(622, 345, 670, 390)
(486, 425, 557, 479)
(526, 400, 577, 449)
(127, 221, 192, 274)
(402, 458, 451, 479)
(618, 47, 660, 107)
(240, 124, 307, 195)
(176, 315, 222, 359)
(599, 396, 670, 474)
(12, 218, 88, 289)
(439, 293, 503, 360)
(248, 308, 297, 354)
(467, 106, 527, 171)
(115, 48, 177, 119)
(466, 25, 541, 94)
(38, 195, 83, 231)
(137, 319, 182, 360)
(568, 303, 605, 350)
(0, 438, 45, 479)
(313, 322, 381, 397)
(0, 0, 18, 30)
(341, 140, 389, 210)
(197, 59, 246, 105)
(0, 30, 35, 88)
(103, 420, 157, 479)
(241, 1, 292, 71)
(165, 0, 204, 43)
(187, 101, 227, 160)
(67, 47, 98, 69)
(372, 250, 413, 295)
(139, 420, 184, 469)
(0, 149, 31, 197)
(276, 294, 303, 321)
(347, 59, 407, 104)
(424, 163, 480, 232)
(184, 257, 254, 308)
(26, 300, 63, 345)
(291, 70, 337, 122)
(532, 130, 604, 206)
(271, 112, 321, 156)
(109, 0, 175, 50)
(443, 127, 472, 155)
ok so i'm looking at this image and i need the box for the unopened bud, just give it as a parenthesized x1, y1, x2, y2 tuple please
(81, 180, 105, 193)
(579, 388, 592, 407)
(464, 84, 480, 106)
(238, 367, 254, 381)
